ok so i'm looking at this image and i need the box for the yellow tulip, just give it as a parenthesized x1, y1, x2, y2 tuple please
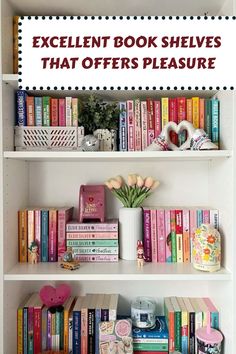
(136, 175, 144, 188)
(151, 180, 160, 190)
(110, 179, 122, 190)
(104, 180, 113, 190)
(115, 175, 123, 185)
(127, 174, 136, 186)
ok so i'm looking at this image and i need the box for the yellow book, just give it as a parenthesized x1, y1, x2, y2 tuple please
(161, 97, 169, 127)
(64, 296, 76, 354)
(186, 98, 192, 123)
(192, 97, 200, 128)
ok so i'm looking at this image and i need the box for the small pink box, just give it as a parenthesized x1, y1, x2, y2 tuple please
(78, 185, 105, 222)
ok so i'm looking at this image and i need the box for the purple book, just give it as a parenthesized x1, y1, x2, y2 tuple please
(143, 208, 152, 262)
(47, 310, 52, 350)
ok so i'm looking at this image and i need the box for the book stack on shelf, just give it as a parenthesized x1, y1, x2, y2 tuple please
(143, 207, 219, 263)
(66, 219, 119, 262)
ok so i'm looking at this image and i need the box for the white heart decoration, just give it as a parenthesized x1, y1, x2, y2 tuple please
(161, 120, 195, 151)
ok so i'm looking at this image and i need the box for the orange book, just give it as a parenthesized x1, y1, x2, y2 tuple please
(164, 298, 175, 352)
(13, 16, 19, 74)
(199, 98, 205, 129)
(63, 296, 76, 354)
(18, 210, 28, 262)
(50, 98, 59, 126)
(26, 96, 35, 126)
(186, 98, 192, 123)
(192, 97, 200, 128)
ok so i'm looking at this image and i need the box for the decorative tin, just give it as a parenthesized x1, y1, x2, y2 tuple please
(131, 297, 156, 329)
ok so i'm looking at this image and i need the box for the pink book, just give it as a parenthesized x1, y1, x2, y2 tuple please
(76, 254, 118, 262)
(176, 210, 183, 263)
(34, 295, 43, 354)
(57, 207, 73, 260)
(49, 209, 58, 262)
(127, 100, 135, 151)
(66, 232, 118, 240)
(147, 98, 155, 145)
(143, 208, 152, 262)
(203, 210, 210, 224)
(50, 98, 59, 126)
(165, 210, 172, 263)
(140, 101, 148, 150)
(190, 209, 197, 262)
(199, 98, 205, 129)
(169, 98, 178, 146)
(156, 209, 165, 263)
(34, 209, 41, 261)
(26, 96, 35, 126)
(150, 209, 158, 262)
(27, 209, 35, 261)
(153, 100, 161, 138)
(182, 209, 190, 263)
(134, 99, 141, 151)
(47, 310, 52, 350)
(203, 297, 219, 329)
(58, 98, 66, 126)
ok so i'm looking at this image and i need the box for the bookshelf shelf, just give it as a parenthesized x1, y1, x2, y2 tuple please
(4, 150, 232, 162)
(4, 261, 232, 281)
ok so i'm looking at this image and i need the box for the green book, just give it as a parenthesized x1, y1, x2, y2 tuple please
(56, 311, 60, 351)
(43, 96, 50, 126)
(170, 297, 181, 352)
(133, 343, 168, 351)
(60, 311, 64, 350)
(66, 239, 118, 247)
(204, 99, 212, 139)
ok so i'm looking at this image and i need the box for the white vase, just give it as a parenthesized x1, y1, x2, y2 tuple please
(119, 207, 143, 260)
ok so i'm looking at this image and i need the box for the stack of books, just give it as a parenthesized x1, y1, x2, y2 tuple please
(119, 97, 220, 151)
(66, 219, 119, 262)
(18, 207, 73, 263)
(132, 316, 169, 354)
(143, 207, 219, 263)
(17, 292, 119, 354)
(164, 297, 219, 354)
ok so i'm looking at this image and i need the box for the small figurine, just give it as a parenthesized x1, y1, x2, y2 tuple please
(137, 240, 144, 267)
(28, 241, 39, 264)
(60, 247, 80, 271)
(39, 284, 71, 313)
(80, 134, 99, 151)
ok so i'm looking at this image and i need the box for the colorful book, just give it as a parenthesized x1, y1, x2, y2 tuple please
(183, 297, 195, 354)
(34, 209, 41, 261)
(13, 16, 19, 74)
(132, 316, 168, 340)
(192, 97, 200, 129)
(133, 343, 168, 351)
(140, 100, 148, 150)
(189, 209, 197, 262)
(169, 97, 178, 145)
(177, 298, 188, 354)
(203, 297, 219, 329)
(143, 208, 152, 262)
(170, 297, 181, 352)
(18, 210, 28, 262)
(66, 219, 118, 232)
(127, 100, 135, 151)
(182, 209, 190, 263)
(177, 97, 186, 146)
(87, 294, 96, 354)
(147, 98, 155, 146)
(153, 100, 161, 138)
(41, 209, 49, 262)
(203, 210, 210, 224)
(63, 296, 76, 354)
(150, 209, 158, 262)
(161, 97, 169, 128)
(50, 98, 59, 126)
(95, 294, 104, 354)
(73, 296, 84, 354)
(196, 298, 208, 327)
(190, 298, 203, 350)
(17, 295, 31, 354)
(81, 296, 90, 354)
(199, 98, 205, 129)
(156, 209, 165, 263)
(186, 98, 193, 123)
(164, 297, 175, 352)
(101, 294, 110, 321)
(170, 210, 177, 262)
(119, 101, 128, 151)
(41, 307, 48, 352)
(72, 97, 78, 127)
(33, 294, 43, 354)
(108, 294, 119, 321)
(134, 98, 141, 151)
(66, 232, 118, 240)
(165, 209, 172, 263)
(57, 207, 73, 260)
(67, 239, 118, 247)
(47, 310, 52, 350)
(66, 97, 72, 126)
(16, 90, 27, 126)
(34, 97, 43, 126)
(197, 209, 203, 227)
(204, 99, 212, 139)
(75, 254, 118, 262)
(70, 246, 118, 255)
(26, 96, 35, 126)
(210, 209, 219, 230)
(211, 98, 219, 147)
(175, 209, 183, 263)
(59, 98, 66, 126)
(42, 96, 50, 126)
(49, 209, 58, 262)
(27, 209, 35, 261)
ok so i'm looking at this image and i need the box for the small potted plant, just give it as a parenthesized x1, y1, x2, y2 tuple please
(80, 95, 120, 151)
(105, 174, 160, 260)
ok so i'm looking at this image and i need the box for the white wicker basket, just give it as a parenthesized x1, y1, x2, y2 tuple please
(14, 126, 84, 151)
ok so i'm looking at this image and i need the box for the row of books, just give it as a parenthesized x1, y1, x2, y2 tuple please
(18, 207, 73, 263)
(164, 297, 219, 354)
(66, 219, 119, 262)
(17, 292, 119, 354)
(16, 90, 81, 127)
(119, 97, 220, 151)
(143, 208, 219, 263)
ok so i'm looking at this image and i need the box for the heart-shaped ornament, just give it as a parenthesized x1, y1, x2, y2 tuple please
(161, 121, 195, 151)
(39, 284, 71, 308)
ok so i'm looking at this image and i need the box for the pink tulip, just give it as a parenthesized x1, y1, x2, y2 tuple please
(115, 175, 123, 185)
(151, 180, 160, 190)
(127, 174, 136, 186)
(136, 175, 144, 188)
(105, 180, 113, 190)
(144, 176, 154, 189)
(110, 179, 122, 190)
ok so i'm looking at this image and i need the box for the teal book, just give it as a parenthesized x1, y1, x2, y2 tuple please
(43, 96, 50, 126)
(204, 99, 212, 139)
(211, 98, 219, 147)
(66, 239, 118, 247)
(34, 97, 43, 126)
(41, 210, 49, 262)
(197, 209, 203, 227)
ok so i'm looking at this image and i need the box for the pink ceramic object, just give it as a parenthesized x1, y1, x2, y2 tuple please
(78, 185, 105, 222)
(196, 312, 223, 353)
(39, 284, 71, 308)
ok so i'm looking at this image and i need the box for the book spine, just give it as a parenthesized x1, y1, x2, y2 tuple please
(161, 97, 169, 128)
(189, 312, 195, 354)
(211, 98, 219, 147)
(41, 308, 47, 352)
(73, 311, 81, 354)
(176, 210, 183, 263)
(71, 246, 118, 255)
(58, 208, 73, 261)
(43, 96, 50, 126)
(66, 232, 118, 240)
(177, 97, 186, 146)
(59, 98, 66, 126)
(170, 210, 177, 262)
(28, 307, 34, 354)
(41, 210, 49, 262)
(182, 210, 190, 263)
(67, 239, 118, 247)
(147, 98, 155, 145)
(180, 307, 188, 354)
(88, 309, 95, 354)
(143, 209, 152, 262)
(16, 90, 27, 126)
(190, 210, 197, 262)
(174, 310, 181, 352)
(203, 297, 219, 329)
(199, 98, 205, 129)
(203, 210, 210, 224)
(34, 209, 41, 261)
(23, 308, 28, 354)
(205, 99, 212, 139)
(66, 97, 72, 126)
(150, 209, 158, 262)
(56, 311, 60, 350)
(64, 310, 69, 354)
(134, 99, 141, 151)
(47, 311, 52, 350)
(66, 223, 118, 232)
(34, 307, 41, 354)
(49, 209, 58, 262)
(164, 301, 174, 352)
(75, 254, 118, 262)
(34, 97, 43, 126)
(210, 209, 219, 230)
(51, 313, 56, 350)
(27, 210, 35, 261)
(127, 100, 135, 151)
(165, 210, 172, 263)
(95, 309, 101, 354)
(17, 307, 23, 354)
(81, 308, 88, 354)
(13, 16, 19, 74)
(133, 338, 168, 343)
(140, 101, 148, 150)
(18, 210, 28, 262)
(60, 311, 64, 350)
(156, 210, 166, 263)
(133, 343, 168, 351)
(153, 100, 161, 138)
(169, 98, 178, 145)
(26, 96, 35, 126)
(192, 97, 200, 128)
(186, 98, 193, 123)
(197, 209, 203, 227)
(50, 98, 59, 126)
(72, 97, 78, 127)
(119, 102, 128, 151)
(69, 314, 73, 354)
(101, 308, 109, 321)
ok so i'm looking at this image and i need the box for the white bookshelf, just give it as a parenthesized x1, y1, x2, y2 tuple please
(1, 0, 236, 353)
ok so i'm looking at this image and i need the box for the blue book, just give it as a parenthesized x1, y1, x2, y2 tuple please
(23, 307, 28, 354)
(34, 97, 43, 126)
(132, 316, 169, 339)
(119, 102, 128, 151)
(95, 294, 104, 354)
(72, 296, 84, 354)
(41, 210, 49, 262)
(211, 98, 219, 147)
(16, 90, 27, 126)
(197, 210, 203, 227)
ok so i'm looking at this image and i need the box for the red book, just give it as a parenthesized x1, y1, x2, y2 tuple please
(127, 100, 135, 151)
(58, 98, 66, 126)
(34, 294, 43, 354)
(49, 209, 58, 262)
(169, 97, 178, 145)
(153, 100, 161, 138)
(146, 98, 155, 146)
(50, 98, 59, 126)
(57, 207, 73, 260)
(199, 98, 205, 129)
(26, 96, 35, 126)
